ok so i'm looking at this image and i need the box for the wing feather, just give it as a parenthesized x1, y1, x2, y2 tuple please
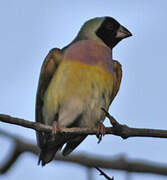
(110, 60, 122, 104)
(35, 48, 62, 147)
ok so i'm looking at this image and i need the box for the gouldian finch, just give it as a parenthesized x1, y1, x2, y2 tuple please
(36, 16, 132, 166)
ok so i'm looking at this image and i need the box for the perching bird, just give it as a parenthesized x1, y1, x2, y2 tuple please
(36, 16, 132, 166)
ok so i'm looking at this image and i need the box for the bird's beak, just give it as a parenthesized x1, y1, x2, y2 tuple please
(116, 25, 132, 39)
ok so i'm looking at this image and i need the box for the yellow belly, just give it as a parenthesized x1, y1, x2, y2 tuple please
(43, 60, 114, 124)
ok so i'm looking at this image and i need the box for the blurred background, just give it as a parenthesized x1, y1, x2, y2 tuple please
(0, 0, 167, 179)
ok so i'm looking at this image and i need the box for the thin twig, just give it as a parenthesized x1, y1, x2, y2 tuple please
(95, 167, 114, 180)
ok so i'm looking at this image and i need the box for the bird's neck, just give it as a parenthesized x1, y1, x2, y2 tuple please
(63, 40, 114, 74)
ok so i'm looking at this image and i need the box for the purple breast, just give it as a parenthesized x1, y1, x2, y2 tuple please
(63, 40, 114, 74)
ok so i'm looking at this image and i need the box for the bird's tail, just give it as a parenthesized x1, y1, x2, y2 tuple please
(38, 134, 66, 166)
(62, 135, 87, 156)
(38, 134, 87, 166)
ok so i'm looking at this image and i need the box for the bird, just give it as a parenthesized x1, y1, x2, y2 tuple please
(35, 16, 132, 166)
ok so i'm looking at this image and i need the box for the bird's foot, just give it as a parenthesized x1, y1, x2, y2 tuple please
(52, 121, 61, 134)
(96, 122, 106, 144)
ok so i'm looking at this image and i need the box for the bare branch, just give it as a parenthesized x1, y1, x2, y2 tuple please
(1, 129, 167, 177)
(1, 113, 167, 139)
(0, 129, 38, 174)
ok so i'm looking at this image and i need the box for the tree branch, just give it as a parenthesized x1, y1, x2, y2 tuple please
(0, 113, 167, 139)
(1, 129, 167, 176)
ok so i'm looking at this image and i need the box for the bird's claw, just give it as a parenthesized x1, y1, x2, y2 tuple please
(96, 122, 106, 144)
(52, 121, 61, 134)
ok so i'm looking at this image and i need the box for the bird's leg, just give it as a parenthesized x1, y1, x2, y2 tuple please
(52, 121, 61, 134)
(96, 122, 106, 144)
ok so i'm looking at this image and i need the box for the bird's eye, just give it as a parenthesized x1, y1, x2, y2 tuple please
(106, 23, 113, 30)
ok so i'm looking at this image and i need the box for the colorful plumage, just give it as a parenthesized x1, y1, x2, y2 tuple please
(36, 16, 132, 166)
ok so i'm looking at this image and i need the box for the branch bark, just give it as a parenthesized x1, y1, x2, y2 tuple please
(1, 113, 167, 139)
(1, 129, 167, 176)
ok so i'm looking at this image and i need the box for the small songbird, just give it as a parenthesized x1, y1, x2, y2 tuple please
(36, 16, 132, 166)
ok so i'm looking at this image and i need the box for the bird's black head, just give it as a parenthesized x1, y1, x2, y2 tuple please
(96, 17, 132, 49)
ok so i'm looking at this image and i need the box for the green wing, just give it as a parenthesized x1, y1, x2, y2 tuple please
(35, 48, 62, 147)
